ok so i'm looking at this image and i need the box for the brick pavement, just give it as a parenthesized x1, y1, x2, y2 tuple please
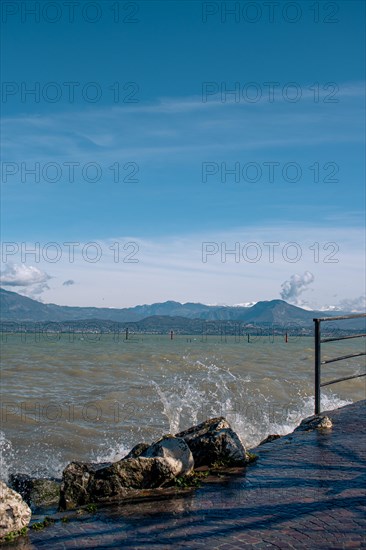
(3, 400, 366, 549)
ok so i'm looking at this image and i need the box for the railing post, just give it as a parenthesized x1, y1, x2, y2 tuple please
(314, 319, 321, 415)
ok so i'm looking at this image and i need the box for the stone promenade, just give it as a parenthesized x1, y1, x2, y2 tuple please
(3, 400, 366, 549)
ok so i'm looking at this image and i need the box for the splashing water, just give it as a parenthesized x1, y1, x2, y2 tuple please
(149, 358, 353, 448)
(0, 431, 65, 482)
(1, 334, 362, 480)
(0, 431, 15, 482)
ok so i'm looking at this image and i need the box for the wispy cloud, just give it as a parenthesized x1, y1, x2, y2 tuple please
(336, 295, 366, 313)
(1, 224, 364, 309)
(1, 82, 364, 166)
(62, 279, 75, 286)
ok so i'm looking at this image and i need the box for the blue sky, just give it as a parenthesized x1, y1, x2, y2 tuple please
(1, 0, 365, 309)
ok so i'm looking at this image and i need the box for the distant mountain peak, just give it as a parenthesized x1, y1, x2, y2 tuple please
(0, 288, 363, 329)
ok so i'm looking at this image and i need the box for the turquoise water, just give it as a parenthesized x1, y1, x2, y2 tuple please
(1, 333, 365, 481)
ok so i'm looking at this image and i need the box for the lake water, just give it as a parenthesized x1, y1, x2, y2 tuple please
(1, 332, 365, 481)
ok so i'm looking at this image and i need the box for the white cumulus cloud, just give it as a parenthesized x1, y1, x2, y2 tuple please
(0, 263, 51, 298)
(280, 271, 315, 306)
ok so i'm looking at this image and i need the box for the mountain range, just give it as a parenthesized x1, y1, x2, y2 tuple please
(0, 288, 365, 330)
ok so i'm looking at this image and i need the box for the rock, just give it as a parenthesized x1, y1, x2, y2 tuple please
(89, 457, 179, 502)
(59, 456, 180, 510)
(9, 474, 60, 508)
(141, 436, 194, 476)
(8, 475, 32, 505)
(123, 442, 150, 460)
(59, 418, 247, 510)
(295, 415, 333, 431)
(29, 479, 60, 508)
(0, 481, 31, 540)
(59, 461, 109, 510)
(259, 434, 282, 446)
(176, 417, 247, 467)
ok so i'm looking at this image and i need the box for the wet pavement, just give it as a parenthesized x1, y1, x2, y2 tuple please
(3, 400, 366, 549)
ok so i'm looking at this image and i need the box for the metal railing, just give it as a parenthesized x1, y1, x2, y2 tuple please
(314, 313, 366, 414)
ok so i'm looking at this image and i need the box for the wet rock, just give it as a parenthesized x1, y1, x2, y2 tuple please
(59, 461, 110, 510)
(59, 418, 247, 510)
(8, 474, 32, 505)
(259, 434, 282, 446)
(295, 415, 333, 431)
(60, 456, 180, 510)
(9, 474, 60, 508)
(89, 457, 179, 502)
(123, 442, 150, 460)
(0, 481, 31, 540)
(176, 417, 247, 467)
(140, 436, 194, 476)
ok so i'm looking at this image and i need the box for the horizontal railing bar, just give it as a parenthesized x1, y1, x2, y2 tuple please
(321, 334, 366, 343)
(313, 313, 366, 322)
(321, 352, 366, 364)
(314, 313, 366, 415)
(321, 373, 366, 387)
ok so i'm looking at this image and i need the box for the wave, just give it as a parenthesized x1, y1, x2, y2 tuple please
(0, 355, 354, 482)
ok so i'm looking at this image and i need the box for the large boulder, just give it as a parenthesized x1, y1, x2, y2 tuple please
(0, 481, 31, 540)
(89, 457, 179, 502)
(59, 461, 110, 510)
(59, 418, 247, 510)
(140, 436, 194, 476)
(60, 456, 182, 510)
(9, 474, 60, 509)
(176, 417, 247, 467)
